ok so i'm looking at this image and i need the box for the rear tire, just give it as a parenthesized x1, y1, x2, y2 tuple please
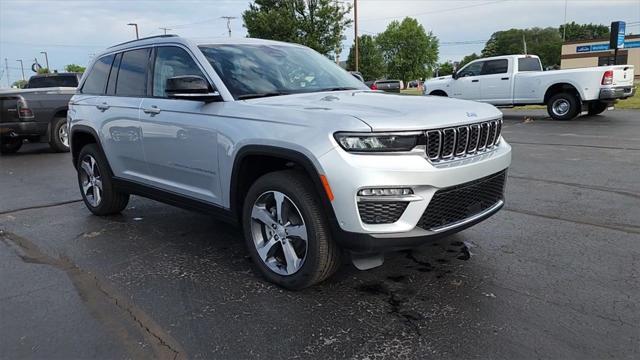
(49, 117, 70, 152)
(587, 101, 608, 116)
(242, 170, 341, 290)
(0, 138, 23, 154)
(547, 92, 580, 120)
(77, 144, 129, 215)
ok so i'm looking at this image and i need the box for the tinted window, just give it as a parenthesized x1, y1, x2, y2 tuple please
(458, 61, 483, 77)
(106, 53, 122, 95)
(82, 55, 114, 94)
(518, 57, 542, 71)
(116, 48, 150, 96)
(153, 47, 206, 97)
(481, 59, 508, 75)
(28, 75, 79, 88)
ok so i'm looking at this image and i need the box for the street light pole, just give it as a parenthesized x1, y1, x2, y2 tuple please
(40, 51, 49, 70)
(354, 0, 359, 72)
(221, 16, 236, 37)
(127, 23, 139, 39)
(16, 59, 25, 81)
(4, 58, 10, 87)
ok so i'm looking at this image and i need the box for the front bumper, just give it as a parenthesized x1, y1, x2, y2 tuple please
(0, 121, 48, 137)
(599, 86, 636, 100)
(319, 140, 511, 251)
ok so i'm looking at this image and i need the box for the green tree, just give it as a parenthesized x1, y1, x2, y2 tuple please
(560, 22, 609, 42)
(65, 64, 86, 73)
(458, 53, 480, 69)
(12, 79, 28, 88)
(243, 0, 352, 56)
(436, 61, 454, 76)
(37, 67, 50, 74)
(481, 27, 561, 68)
(376, 17, 439, 82)
(346, 35, 385, 80)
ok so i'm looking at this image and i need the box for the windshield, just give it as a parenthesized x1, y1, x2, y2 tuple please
(198, 44, 367, 99)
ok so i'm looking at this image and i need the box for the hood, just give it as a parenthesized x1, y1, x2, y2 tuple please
(244, 90, 501, 131)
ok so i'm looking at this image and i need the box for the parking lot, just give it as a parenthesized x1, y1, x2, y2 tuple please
(1, 109, 638, 359)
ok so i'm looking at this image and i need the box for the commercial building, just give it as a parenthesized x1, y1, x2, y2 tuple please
(561, 35, 640, 79)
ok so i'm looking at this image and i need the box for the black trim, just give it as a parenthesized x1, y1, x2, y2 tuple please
(69, 125, 109, 170)
(336, 201, 504, 253)
(230, 145, 340, 235)
(112, 177, 237, 225)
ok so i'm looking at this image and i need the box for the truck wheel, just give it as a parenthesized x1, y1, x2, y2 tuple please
(49, 117, 70, 152)
(242, 170, 341, 290)
(547, 92, 580, 120)
(587, 101, 608, 116)
(77, 144, 129, 216)
(1, 138, 23, 154)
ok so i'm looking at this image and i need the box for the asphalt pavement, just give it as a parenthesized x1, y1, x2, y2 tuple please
(1, 109, 639, 359)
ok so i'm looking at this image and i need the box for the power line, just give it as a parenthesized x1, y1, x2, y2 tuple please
(359, 0, 507, 22)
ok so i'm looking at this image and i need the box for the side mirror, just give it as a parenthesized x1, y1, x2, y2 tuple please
(349, 71, 364, 83)
(166, 75, 221, 102)
(451, 72, 459, 80)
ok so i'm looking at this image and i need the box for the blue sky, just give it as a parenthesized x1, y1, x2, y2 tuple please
(1, 0, 639, 87)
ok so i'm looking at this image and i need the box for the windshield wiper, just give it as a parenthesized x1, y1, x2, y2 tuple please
(237, 92, 291, 100)
(314, 87, 360, 92)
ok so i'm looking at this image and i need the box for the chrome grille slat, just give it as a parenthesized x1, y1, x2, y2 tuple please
(424, 119, 502, 163)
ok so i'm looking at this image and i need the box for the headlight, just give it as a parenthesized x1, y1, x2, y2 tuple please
(334, 132, 420, 152)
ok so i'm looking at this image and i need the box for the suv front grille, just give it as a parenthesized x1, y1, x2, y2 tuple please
(426, 119, 502, 162)
(417, 170, 506, 231)
(358, 201, 409, 224)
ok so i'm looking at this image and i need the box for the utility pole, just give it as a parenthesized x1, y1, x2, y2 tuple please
(354, 0, 359, 72)
(16, 59, 25, 81)
(221, 16, 236, 37)
(40, 51, 49, 70)
(562, 0, 568, 41)
(4, 58, 9, 87)
(127, 23, 139, 39)
(159, 27, 171, 35)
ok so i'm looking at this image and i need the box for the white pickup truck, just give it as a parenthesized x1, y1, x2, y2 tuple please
(424, 54, 635, 120)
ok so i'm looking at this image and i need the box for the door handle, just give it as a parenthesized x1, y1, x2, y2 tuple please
(501, 77, 510, 80)
(96, 102, 110, 111)
(471, 79, 479, 83)
(142, 106, 161, 115)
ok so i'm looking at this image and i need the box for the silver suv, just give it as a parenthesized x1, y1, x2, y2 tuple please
(69, 35, 511, 289)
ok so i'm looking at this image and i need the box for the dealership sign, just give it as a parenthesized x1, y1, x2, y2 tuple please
(576, 40, 640, 53)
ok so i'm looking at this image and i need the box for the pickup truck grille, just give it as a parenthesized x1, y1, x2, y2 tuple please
(426, 119, 502, 162)
(417, 170, 506, 231)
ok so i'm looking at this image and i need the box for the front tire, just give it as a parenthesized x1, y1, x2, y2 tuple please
(49, 117, 70, 152)
(242, 170, 341, 290)
(1, 138, 23, 154)
(587, 101, 608, 116)
(547, 92, 580, 120)
(77, 144, 129, 215)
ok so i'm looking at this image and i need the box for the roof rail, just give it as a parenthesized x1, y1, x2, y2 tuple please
(108, 34, 178, 49)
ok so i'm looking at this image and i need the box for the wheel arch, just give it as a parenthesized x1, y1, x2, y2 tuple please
(70, 125, 110, 172)
(543, 82, 582, 103)
(230, 145, 339, 233)
(429, 90, 448, 97)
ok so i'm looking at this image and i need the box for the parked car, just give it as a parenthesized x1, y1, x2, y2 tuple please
(69, 35, 511, 289)
(374, 79, 404, 93)
(364, 80, 377, 90)
(0, 73, 81, 153)
(424, 54, 635, 120)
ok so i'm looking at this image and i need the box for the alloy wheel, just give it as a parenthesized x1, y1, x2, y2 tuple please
(250, 191, 308, 276)
(58, 122, 69, 148)
(79, 155, 103, 207)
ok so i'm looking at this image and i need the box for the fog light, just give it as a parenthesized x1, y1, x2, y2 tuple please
(358, 188, 413, 196)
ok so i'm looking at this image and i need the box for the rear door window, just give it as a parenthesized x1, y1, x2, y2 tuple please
(116, 48, 151, 97)
(82, 54, 115, 94)
(106, 52, 122, 95)
(518, 57, 542, 71)
(481, 59, 508, 75)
